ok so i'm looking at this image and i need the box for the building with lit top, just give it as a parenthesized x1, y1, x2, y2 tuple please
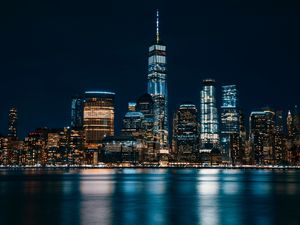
(71, 95, 84, 130)
(147, 10, 169, 151)
(122, 103, 145, 138)
(200, 79, 219, 148)
(8, 107, 18, 139)
(172, 103, 199, 161)
(136, 93, 156, 160)
(220, 85, 239, 160)
(250, 108, 275, 165)
(83, 91, 115, 147)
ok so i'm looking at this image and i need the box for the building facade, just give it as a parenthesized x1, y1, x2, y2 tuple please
(220, 85, 239, 160)
(71, 95, 84, 130)
(200, 79, 219, 147)
(83, 91, 115, 147)
(8, 107, 17, 139)
(250, 109, 275, 165)
(147, 10, 168, 151)
(172, 103, 199, 161)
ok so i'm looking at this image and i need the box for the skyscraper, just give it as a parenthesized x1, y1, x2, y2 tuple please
(122, 103, 144, 138)
(274, 110, 286, 164)
(220, 85, 239, 159)
(200, 79, 219, 147)
(147, 10, 168, 151)
(83, 91, 115, 147)
(71, 95, 84, 129)
(8, 107, 17, 139)
(250, 109, 275, 165)
(136, 93, 156, 160)
(172, 103, 199, 161)
(287, 110, 293, 138)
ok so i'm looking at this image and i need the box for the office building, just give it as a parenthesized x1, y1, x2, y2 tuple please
(147, 10, 169, 151)
(172, 103, 199, 161)
(71, 95, 84, 129)
(83, 91, 115, 147)
(200, 79, 219, 147)
(220, 85, 239, 160)
(8, 107, 17, 139)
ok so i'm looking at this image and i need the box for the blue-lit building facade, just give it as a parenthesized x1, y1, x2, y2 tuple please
(147, 10, 169, 151)
(200, 79, 219, 148)
(220, 85, 239, 159)
(71, 95, 84, 129)
(122, 103, 145, 139)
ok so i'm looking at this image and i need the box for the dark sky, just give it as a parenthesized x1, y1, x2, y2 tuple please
(1, 0, 300, 138)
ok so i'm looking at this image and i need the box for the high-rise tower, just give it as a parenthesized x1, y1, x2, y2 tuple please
(287, 110, 293, 138)
(200, 79, 219, 147)
(172, 103, 199, 160)
(71, 95, 84, 130)
(220, 85, 239, 158)
(250, 109, 275, 165)
(147, 10, 168, 150)
(83, 91, 115, 147)
(8, 107, 18, 139)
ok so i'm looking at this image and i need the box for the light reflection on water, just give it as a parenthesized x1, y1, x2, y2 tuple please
(0, 169, 300, 225)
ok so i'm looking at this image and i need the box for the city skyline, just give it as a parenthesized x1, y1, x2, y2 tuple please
(1, 1, 300, 138)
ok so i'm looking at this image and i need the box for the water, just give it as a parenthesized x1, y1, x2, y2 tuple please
(0, 168, 300, 225)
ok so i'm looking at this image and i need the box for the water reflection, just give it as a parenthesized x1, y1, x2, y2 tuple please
(1, 169, 300, 225)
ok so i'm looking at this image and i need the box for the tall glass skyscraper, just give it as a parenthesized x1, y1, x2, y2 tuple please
(220, 85, 239, 157)
(83, 91, 115, 147)
(8, 107, 18, 139)
(250, 109, 275, 165)
(71, 95, 83, 130)
(147, 10, 168, 150)
(200, 79, 219, 147)
(172, 103, 199, 160)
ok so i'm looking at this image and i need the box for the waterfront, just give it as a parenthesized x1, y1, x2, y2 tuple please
(0, 169, 300, 225)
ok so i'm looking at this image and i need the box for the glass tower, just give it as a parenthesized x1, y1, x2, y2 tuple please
(250, 109, 275, 165)
(220, 85, 239, 157)
(71, 95, 84, 129)
(172, 103, 199, 158)
(83, 91, 115, 147)
(8, 107, 17, 139)
(200, 79, 219, 147)
(147, 10, 168, 150)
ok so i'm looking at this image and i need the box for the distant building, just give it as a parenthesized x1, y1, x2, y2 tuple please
(250, 109, 275, 165)
(8, 107, 17, 139)
(71, 95, 84, 129)
(136, 93, 156, 160)
(128, 102, 136, 112)
(23, 128, 48, 166)
(220, 85, 239, 160)
(122, 103, 145, 138)
(0, 136, 9, 165)
(287, 110, 293, 138)
(69, 129, 84, 165)
(200, 79, 219, 147)
(83, 91, 115, 147)
(293, 105, 300, 139)
(172, 103, 199, 161)
(101, 136, 141, 164)
(274, 110, 286, 165)
(46, 128, 70, 165)
(147, 10, 168, 150)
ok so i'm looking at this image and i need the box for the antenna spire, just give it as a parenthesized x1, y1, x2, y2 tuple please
(156, 9, 160, 43)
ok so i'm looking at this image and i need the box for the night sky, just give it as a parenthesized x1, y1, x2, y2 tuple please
(1, 0, 300, 138)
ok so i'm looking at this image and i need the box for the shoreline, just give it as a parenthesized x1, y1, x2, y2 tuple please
(1, 165, 300, 170)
